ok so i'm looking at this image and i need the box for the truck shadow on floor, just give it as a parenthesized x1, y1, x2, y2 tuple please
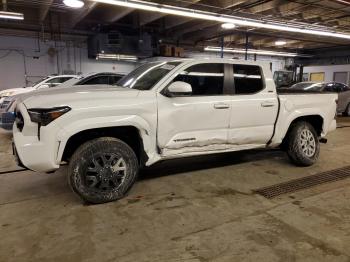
(139, 149, 287, 180)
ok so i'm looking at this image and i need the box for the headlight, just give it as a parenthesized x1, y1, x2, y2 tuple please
(28, 106, 71, 126)
(2, 92, 13, 97)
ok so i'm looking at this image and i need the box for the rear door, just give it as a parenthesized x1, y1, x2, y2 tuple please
(157, 62, 232, 155)
(228, 64, 279, 147)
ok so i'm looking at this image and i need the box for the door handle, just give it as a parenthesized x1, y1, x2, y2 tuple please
(261, 101, 276, 108)
(214, 103, 230, 109)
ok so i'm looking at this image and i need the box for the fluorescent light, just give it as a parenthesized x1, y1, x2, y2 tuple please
(0, 11, 24, 20)
(93, 0, 350, 40)
(96, 53, 138, 61)
(221, 23, 236, 29)
(63, 0, 85, 8)
(275, 40, 287, 46)
(204, 46, 311, 57)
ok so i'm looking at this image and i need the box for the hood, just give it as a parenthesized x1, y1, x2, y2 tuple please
(20, 84, 140, 108)
(0, 87, 34, 97)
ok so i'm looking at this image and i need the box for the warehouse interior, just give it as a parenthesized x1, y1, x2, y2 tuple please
(1, 0, 350, 261)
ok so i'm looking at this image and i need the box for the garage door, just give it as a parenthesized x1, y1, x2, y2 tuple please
(334, 72, 348, 85)
(310, 72, 325, 82)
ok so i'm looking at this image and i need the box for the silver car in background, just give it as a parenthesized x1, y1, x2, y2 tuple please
(290, 82, 350, 115)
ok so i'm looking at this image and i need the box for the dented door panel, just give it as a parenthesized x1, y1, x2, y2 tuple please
(157, 96, 231, 154)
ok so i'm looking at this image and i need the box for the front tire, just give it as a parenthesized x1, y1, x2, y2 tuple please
(286, 121, 320, 167)
(68, 137, 139, 204)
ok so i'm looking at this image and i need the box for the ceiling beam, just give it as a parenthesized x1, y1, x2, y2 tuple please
(168, 0, 282, 40)
(39, 0, 53, 22)
(216, 0, 247, 8)
(69, 2, 98, 28)
(242, 0, 281, 14)
(103, 6, 134, 23)
(173, 21, 219, 39)
(138, 0, 202, 26)
(163, 16, 193, 29)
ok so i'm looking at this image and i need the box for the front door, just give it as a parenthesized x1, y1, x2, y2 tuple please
(157, 62, 232, 156)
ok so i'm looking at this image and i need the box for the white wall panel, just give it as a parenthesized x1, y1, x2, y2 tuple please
(302, 64, 350, 84)
(0, 35, 136, 91)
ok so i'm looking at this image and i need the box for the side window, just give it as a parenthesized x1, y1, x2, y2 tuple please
(45, 77, 72, 87)
(109, 75, 122, 85)
(45, 78, 59, 84)
(324, 83, 336, 92)
(172, 63, 224, 96)
(82, 76, 110, 85)
(54, 77, 73, 83)
(233, 65, 264, 94)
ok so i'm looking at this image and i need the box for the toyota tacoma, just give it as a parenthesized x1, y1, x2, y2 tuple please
(13, 59, 338, 203)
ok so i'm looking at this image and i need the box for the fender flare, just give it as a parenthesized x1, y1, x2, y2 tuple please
(55, 115, 156, 164)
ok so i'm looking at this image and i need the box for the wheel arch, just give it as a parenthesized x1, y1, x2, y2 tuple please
(59, 125, 152, 166)
(281, 114, 324, 148)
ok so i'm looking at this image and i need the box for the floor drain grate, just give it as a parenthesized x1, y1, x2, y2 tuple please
(254, 165, 350, 199)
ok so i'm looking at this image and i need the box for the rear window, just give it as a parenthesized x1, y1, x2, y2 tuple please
(233, 65, 264, 94)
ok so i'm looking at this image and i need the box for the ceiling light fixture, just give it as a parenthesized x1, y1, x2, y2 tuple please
(96, 53, 138, 61)
(221, 23, 236, 29)
(204, 46, 312, 58)
(275, 40, 287, 46)
(0, 11, 24, 20)
(63, 0, 85, 8)
(92, 0, 350, 40)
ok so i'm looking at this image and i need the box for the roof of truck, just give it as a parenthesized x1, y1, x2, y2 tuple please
(165, 58, 271, 67)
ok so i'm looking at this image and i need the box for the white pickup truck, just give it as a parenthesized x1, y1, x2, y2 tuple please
(13, 59, 337, 203)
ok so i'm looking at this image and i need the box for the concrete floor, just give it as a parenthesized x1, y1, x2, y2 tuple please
(1, 118, 350, 262)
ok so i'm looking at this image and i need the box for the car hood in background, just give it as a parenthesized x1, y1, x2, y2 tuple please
(0, 87, 35, 97)
(20, 85, 140, 109)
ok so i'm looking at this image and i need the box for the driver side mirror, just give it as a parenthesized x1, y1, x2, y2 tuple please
(167, 81, 192, 96)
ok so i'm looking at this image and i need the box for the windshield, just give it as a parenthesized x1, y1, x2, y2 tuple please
(117, 61, 181, 90)
(290, 82, 324, 91)
(31, 76, 51, 88)
(56, 78, 81, 88)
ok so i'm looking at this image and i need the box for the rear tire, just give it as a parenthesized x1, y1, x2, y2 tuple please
(286, 121, 320, 167)
(68, 137, 138, 204)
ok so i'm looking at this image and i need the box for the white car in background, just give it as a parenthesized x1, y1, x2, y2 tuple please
(0, 72, 125, 131)
(0, 75, 77, 104)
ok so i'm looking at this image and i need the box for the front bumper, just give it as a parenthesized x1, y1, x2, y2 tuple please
(13, 124, 61, 172)
(12, 103, 62, 172)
